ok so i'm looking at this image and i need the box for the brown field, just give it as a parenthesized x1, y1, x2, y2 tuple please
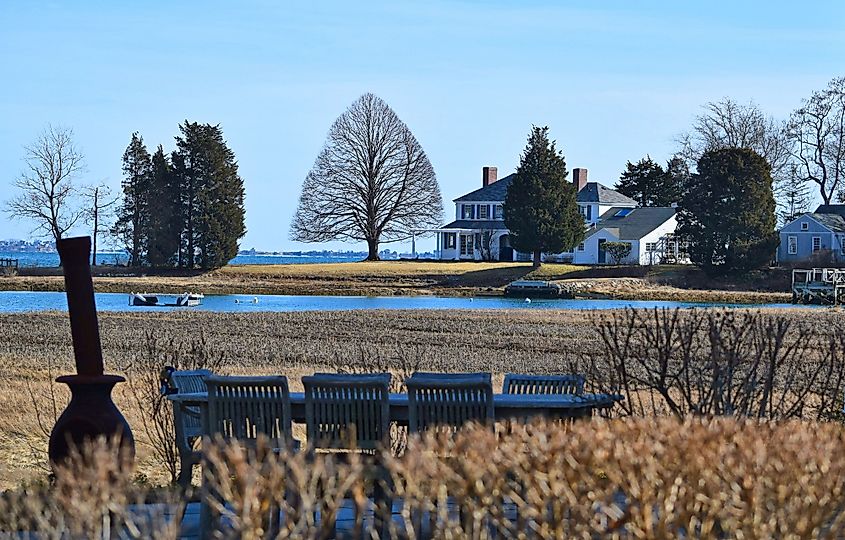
(0, 306, 837, 490)
(0, 261, 792, 303)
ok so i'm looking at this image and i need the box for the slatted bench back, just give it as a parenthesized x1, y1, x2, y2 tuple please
(303, 373, 391, 451)
(205, 375, 293, 448)
(502, 374, 586, 396)
(406, 373, 494, 433)
(169, 369, 213, 438)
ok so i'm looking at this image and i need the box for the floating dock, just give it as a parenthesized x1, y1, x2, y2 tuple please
(791, 268, 845, 305)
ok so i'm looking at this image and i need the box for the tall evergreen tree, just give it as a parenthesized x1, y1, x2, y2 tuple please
(172, 121, 245, 269)
(778, 164, 812, 225)
(114, 133, 151, 266)
(146, 146, 181, 266)
(616, 155, 683, 206)
(677, 148, 778, 276)
(503, 126, 584, 267)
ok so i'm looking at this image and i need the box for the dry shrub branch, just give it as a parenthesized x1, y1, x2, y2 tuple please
(583, 308, 845, 419)
(6, 418, 845, 539)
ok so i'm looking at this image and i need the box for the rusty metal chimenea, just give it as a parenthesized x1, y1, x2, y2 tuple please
(48, 236, 134, 467)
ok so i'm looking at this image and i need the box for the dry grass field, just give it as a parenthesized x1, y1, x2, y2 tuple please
(0, 260, 792, 302)
(1, 306, 841, 490)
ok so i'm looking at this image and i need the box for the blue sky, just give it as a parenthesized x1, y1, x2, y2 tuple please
(1, 1, 843, 252)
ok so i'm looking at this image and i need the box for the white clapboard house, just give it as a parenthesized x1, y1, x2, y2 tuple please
(423, 166, 683, 264)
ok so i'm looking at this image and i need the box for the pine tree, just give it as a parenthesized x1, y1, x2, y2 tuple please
(677, 148, 778, 276)
(777, 165, 812, 225)
(146, 146, 181, 267)
(503, 126, 584, 267)
(113, 133, 152, 266)
(172, 121, 245, 269)
(616, 156, 683, 206)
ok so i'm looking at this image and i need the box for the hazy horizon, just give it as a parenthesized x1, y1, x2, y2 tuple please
(2, 1, 843, 252)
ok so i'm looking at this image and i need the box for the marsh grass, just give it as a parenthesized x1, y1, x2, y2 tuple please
(1, 307, 843, 489)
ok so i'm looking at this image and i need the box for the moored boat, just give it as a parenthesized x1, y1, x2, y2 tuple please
(129, 292, 204, 307)
(503, 280, 563, 298)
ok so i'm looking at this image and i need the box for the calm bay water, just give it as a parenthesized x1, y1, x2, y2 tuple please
(0, 251, 363, 267)
(0, 291, 803, 313)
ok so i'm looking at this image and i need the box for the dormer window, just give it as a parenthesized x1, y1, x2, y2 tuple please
(478, 205, 489, 219)
(461, 204, 474, 219)
(494, 204, 503, 219)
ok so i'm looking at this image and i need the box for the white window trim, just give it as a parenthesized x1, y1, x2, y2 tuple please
(787, 235, 797, 255)
(460, 234, 474, 256)
(812, 236, 822, 253)
(801, 222, 809, 231)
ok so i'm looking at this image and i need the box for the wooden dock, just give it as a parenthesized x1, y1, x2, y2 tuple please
(0, 258, 18, 273)
(792, 268, 845, 305)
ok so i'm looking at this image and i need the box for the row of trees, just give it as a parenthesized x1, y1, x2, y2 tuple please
(115, 123, 246, 269)
(4, 122, 245, 270)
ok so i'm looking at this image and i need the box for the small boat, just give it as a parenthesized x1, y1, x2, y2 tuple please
(129, 292, 204, 307)
(130, 293, 159, 306)
(504, 280, 562, 298)
(176, 293, 204, 307)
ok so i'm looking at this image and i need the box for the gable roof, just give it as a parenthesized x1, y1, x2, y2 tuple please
(783, 206, 845, 233)
(808, 212, 845, 233)
(816, 204, 845, 218)
(454, 174, 516, 202)
(453, 175, 636, 205)
(576, 182, 637, 206)
(586, 207, 677, 241)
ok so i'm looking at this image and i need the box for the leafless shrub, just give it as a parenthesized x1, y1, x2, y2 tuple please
(0, 437, 181, 539)
(201, 437, 367, 539)
(582, 308, 845, 419)
(387, 417, 845, 538)
(121, 331, 228, 484)
(5, 419, 845, 538)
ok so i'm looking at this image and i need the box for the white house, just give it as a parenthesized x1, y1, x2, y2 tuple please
(777, 205, 845, 264)
(426, 166, 682, 264)
(573, 207, 681, 265)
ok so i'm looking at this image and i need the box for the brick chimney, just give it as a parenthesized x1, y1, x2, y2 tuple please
(482, 166, 498, 187)
(572, 168, 588, 192)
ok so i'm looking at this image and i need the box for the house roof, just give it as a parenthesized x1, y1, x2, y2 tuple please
(809, 212, 845, 233)
(453, 174, 636, 206)
(439, 220, 508, 230)
(576, 182, 637, 206)
(454, 174, 516, 202)
(585, 207, 677, 241)
(815, 204, 845, 218)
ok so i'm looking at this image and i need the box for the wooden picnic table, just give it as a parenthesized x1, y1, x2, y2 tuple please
(168, 391, 622, 430)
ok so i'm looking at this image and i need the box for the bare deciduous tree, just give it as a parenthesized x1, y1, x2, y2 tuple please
(677, 98, 794, 212)
(81, 184, 118, 265)
(290, 93, 443, 260)
(786, 76, 845, 205)
(6, 126, 85, 244)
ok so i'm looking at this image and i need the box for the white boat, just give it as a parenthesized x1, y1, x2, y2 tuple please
(129, 292, 204, 307)
(175, 293, 204, 307)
